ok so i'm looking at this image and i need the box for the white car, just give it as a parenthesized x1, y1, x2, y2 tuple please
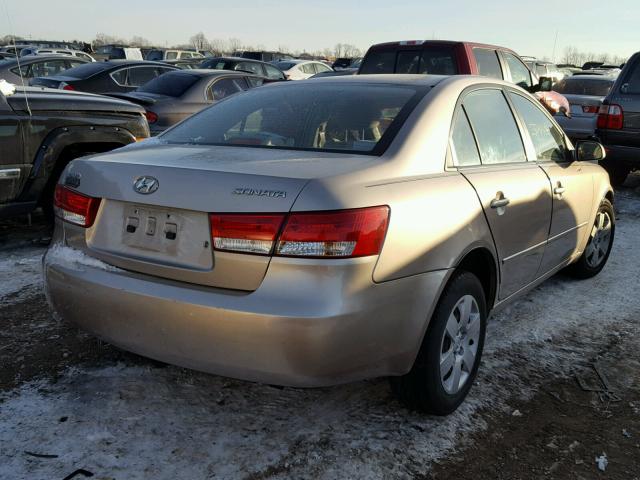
(19, 47, 95, 62)
(274, 60, 333, 80)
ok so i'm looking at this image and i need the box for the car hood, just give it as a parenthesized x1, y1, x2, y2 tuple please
(7, 86, 145, 114)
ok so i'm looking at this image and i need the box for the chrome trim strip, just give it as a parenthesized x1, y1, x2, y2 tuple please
(0, 168, 20, 179)
(502, 222, 588, 264)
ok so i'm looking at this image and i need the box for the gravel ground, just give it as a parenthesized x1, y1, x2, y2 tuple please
(0, 176, 639, 480)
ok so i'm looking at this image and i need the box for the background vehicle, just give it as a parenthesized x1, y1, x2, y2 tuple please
(93, 45, 143, 61)
(523, 58, 564, 82)
(145, 49, 205, 61)
(110, 70, 265, 135)
(333, 57, 362, 70)
(162, 58, 204, 70)
(0, 86, 149, 218)
(0, 55, 88, 84)
(235, 51, 292, 62)
(200, 56, 286, 81)
(45, 75, 613, 416)
(596, 50, 640, 186)
(274, 60, 333, 80)
(30, 60, 179, 94)
(553, 75, 616, 141)
(19, 47, 95, 62)
(358, 40, 568, 115)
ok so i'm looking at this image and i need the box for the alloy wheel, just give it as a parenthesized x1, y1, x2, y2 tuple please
(585, 211, 613, 268)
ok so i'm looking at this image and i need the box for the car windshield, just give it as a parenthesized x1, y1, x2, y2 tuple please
(161, 83, 424, 154)
(275, 62, 297, 70)
(138, 72, 200, 97)
(553, 78, 614, 96)
(58, 62, 112, 78)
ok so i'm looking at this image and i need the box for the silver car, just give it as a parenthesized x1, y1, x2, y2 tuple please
(44, 75, 615, 415)
(553, 75, 617, 141)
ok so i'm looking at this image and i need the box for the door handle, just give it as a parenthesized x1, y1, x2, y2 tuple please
(554, 181, 565, 195)
(490, 197, 510, 209)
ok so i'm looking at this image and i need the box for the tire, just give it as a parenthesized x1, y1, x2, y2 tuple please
(566, 198, 615, 279)
(602, 161, 629, 187)
(390, 271, 487, 415)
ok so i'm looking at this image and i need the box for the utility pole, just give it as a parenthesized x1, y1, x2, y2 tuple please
(551, 30, 558, 63)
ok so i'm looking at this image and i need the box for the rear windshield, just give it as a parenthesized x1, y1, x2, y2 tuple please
(553, 78, 614, 96)
(59, 62, 112, 78)
(359, 46, 458, 75)
(202, 59, 232, 70)
(138, 72, 200, 97)
(161, 84, 425, 155)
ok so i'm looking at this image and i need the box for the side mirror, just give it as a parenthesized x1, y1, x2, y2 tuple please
(575, 140, 606, 162)
(537, 76, 553, 92)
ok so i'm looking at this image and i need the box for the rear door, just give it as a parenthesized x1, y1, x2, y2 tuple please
(508, 91, 594, 274)
(452, 87, 552, 299)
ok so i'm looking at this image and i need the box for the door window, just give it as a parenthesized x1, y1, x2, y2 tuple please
(620, 58, 640, 94)
(207, 78, 244, 101)
(473, 48, 503, 79)
(236, 62, 262, 75)
(451, 109, 481, 167)
(128, 67, 160, 86)
(463, 89, 526, 164)
(503, 53, 532, 89)
(510, 93, 568, 162)
(264, 64, 285, 80)
(29, 60, 68, 78)
(246, 76, 264, 88)
(301, 63, 316, 74)
(314, 63, 331, 73)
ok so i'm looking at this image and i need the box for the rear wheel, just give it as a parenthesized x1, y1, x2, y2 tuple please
(390, 271, 487, 415)
(566, 199, 615, 279)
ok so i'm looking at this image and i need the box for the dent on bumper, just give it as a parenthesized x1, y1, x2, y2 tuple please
(44, 247, 449, 387)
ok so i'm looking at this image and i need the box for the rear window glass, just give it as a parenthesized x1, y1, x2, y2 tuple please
(360, 47, 458, 75)
(53, 61, 111, 78)
(473, 48, 503, 79)
(138, 72, 200, 97)
(553, 78, 614, 96)
(162, 84, 424, 154)
(275, 62, 297, 70)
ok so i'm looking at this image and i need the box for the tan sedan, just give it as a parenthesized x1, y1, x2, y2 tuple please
(44, 75, 614, 415)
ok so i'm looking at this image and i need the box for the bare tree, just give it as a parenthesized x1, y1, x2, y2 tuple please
(209, 38, 228, 55)
(228, 38, 243, 54)
(189, 32, 209, 52)
(334, 43, 344, 58)
(130, 36, 150, 47)
(93, 33, 126, 47)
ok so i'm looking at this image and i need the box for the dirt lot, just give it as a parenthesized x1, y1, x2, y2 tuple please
(0, 176, 639, 480)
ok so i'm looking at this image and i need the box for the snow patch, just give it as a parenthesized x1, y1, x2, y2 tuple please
(0, 247, 45, 302)
(44, 244, 121, 273)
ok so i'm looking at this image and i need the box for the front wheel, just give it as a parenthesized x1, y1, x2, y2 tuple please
(566, 198, 615, 279)
(390, 271, 487, 415)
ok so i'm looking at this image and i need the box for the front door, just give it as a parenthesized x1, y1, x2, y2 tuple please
(508, 92, 594, 275)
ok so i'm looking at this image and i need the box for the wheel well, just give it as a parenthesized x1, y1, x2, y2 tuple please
(457, 248, 497, 311)
(605, 190, 614, 205)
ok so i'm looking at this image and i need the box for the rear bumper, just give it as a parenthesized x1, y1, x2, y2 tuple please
(44, 241, 449, 387)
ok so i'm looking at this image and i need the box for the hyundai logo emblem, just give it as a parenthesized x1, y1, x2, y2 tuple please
(133, 176, 159, 195)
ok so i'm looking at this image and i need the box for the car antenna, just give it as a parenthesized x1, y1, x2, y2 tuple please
(2, 1, 31, 116)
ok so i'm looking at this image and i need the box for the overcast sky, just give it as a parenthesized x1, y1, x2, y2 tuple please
(2, 0, 638, 60)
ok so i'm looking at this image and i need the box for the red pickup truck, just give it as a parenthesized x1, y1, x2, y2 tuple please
(358, 40, 568, 114)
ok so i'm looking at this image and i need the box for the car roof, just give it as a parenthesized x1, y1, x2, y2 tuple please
(287, 73, 451, 87)
(367, 39, 515, 52)
(165, 69, 253, 78)
(207, 56, 265, 64)
(563, 75, 615, 81)
(4, 55, 87, 63)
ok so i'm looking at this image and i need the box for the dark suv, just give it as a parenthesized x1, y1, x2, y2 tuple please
(595, 51, 640, 186)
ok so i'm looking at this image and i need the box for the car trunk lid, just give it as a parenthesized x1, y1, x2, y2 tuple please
(62, 143, 373, 290)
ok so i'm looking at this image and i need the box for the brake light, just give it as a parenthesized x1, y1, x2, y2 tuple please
(597, 104, 623, 129)
(277, 207, 389, 257)
(210, 213, 286, 255)
(53, 184, 101, 227)
(60, 82, 75, 91)
(209, 206, 390, 258)
(144, 110, 158, 124)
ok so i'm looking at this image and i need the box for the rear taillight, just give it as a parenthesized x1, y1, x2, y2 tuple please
(582, 105, 598, 114)
(276, 207, 390, 257)
(144, 110, 158, 124)
(210, 213, 286, 255)
(597, 103, 623, 129)
(53, 184, 101, 227)
(209, 206, 390, 258)
(60, 82, 75, 91)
